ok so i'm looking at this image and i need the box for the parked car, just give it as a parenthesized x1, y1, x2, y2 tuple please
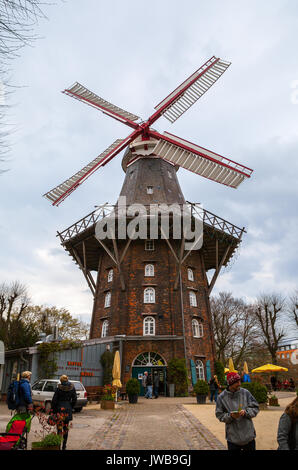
(31, 379, 88, 413)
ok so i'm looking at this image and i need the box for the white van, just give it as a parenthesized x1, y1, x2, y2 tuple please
(31, 379, 88, 413)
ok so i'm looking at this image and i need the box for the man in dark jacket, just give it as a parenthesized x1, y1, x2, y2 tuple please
(153, 372, 160, 399)
(51, 375, 77, 450)
(215, 372, 259, 450)
(17, 371, 33, 414)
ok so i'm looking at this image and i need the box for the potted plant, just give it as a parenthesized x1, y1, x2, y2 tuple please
(193, 380, 209, 404)
(126, 378, 140, 404)
(100, 384, 116, 409)
(268, 394, 279, 406)
(31, 409, 63, 450)
(32, 432, 62, 450)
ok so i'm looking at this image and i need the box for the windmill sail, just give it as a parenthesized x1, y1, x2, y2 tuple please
(153, 57, 231, 124)
(44, 136, 134, 206)
(63, 82, 140, 128)
(151, 131, 253, 188)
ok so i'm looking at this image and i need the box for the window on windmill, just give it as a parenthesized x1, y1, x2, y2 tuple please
(167, 170, 172, 179)
(104, 291, 111, 308)
(145, 264, 154, 277)
(195, 359, 205, 380)
(144, 287, 155, 303)
(147, 186, 153, 194)
(189, 291, 197, 307)
(107, 269, 113, 283)
(145, 240, 154, 251)
(101, 320, 109, 338)
(192, 319, 203, 338)
(187, 268, 194, 281)
(143, 316, 155, 336)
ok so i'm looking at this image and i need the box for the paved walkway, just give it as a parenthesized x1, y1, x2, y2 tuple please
(84, 397, 226, 450)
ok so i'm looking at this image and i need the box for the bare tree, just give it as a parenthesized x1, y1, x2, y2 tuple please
(0, 1, 53, 168)
(252, 293, 286, 364)
(287, 289, 298, 330)
(0, 280, 31, 345)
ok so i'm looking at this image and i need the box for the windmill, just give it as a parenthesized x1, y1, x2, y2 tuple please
(44, 56, 252, 206)
(48, 56, 253, 390)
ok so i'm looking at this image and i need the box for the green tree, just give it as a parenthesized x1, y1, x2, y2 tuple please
(100, 349, 115, 385)
(167, 358, 188, 396)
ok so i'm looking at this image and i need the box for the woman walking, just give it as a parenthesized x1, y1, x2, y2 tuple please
(209, 375, 220, 403)
(51, 375, 77, 450)
(277, 396, 298, 450)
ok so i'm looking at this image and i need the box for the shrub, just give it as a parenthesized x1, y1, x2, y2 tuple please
(32, 433, 62, 448)
(214, 361, 225, 385)
(193, 380, 209, 395)
(126, 378, 140, 396)
(241, 381, 268, 404)
(167, 358, 189, 396)
(100, 350, 115, 385)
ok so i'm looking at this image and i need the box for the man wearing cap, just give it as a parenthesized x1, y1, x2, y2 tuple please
(215, 372, 259, 450)
(17, 371, 33, 414)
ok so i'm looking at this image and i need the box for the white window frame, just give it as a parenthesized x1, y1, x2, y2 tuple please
(144, 287, 155, 303)
(187, 268, 194, 281)
(104, 291, 111, 308)
(189, 291, 197, 307)
(195, 359, 205, 380)
(107, 269, 113, 283)
(145, 264, 154, 277)
(101, 320, 109, 338)
(143, 316, 155, 336)
(147, 186, 153, 194)
(145, 240, 154, 251)
(192, 319, 203, 338)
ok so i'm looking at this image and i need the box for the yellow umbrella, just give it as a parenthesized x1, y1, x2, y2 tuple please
(228, 358, 238, 373)
(243, 362, 249, 375)
(112, 351, 122, 402)
(224, 368, 229, 373)
(251, 364, 288, 373)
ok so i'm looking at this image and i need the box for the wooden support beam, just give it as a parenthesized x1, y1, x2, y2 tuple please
(207, 243, 232, 296)
(72, 248, 95, 296)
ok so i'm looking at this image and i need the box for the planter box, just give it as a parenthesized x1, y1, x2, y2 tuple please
(32, 443, 60, 450)
(128, 394, 138, 404)
(196, 394, 207, 404)
(101, 400, 115, 410)
(268, 398, 279, 407)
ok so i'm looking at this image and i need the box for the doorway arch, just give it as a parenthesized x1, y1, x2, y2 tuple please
(132, 352, 167, 396)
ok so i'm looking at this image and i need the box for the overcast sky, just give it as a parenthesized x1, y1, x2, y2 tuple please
(1, 0, 298, 331)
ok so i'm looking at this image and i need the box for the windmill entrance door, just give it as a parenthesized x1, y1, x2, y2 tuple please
(131, 352, 167, 396)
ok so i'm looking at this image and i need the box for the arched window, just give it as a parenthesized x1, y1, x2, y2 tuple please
(104, 291, 111, 308)
(101, 320, 109, 338)
(107, 269, 113, 283)
(145, 264, 154, 277)
(144, 287, 155, 303)
(187, 268, 194, 281)
(189, 291, 197, 307)
(143, 316, 155, 336)
(192, 319, 203, 338)
(195, 359, 205, 380)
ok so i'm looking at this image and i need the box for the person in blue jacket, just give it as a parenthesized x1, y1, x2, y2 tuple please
(17, 371, 33, 414)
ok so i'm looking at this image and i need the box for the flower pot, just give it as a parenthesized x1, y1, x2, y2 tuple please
(101, 400, 115, 410)
(196, 394, 207, 404)
(168, 384, 175, 397)
(269, 397, 279, 407)
(128, 394, 138, 404)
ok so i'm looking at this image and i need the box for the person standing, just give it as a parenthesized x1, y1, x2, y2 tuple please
(142, 371, 148, 396)
(215, 372, 259, 450)
(144, 372, 153, 399)
(209, 375, 220, 403)
(270, 375, 277, 392)
(17, 371, 33, 414)
(51, 375, 77, 450)
(277, 396, 298, 450)
(153, 372, 160, 399)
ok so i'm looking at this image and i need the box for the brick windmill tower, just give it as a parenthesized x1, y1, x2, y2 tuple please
(44, 56, 253, 394)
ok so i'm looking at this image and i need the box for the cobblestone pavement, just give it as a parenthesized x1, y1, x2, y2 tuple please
(85, 397, 226, 450)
